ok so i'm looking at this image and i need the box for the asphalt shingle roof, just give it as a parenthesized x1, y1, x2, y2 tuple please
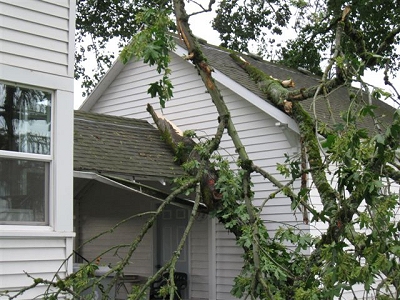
(74, 111, 184, 179)
(187, 39, 396, 132)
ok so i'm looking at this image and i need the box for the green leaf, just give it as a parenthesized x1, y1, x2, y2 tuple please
(374, 134, 385, 145)
(390, 245, 400, 256)
(143, 43, 161, 65)
(321, 134, 336, 149)
(372, 88, 391, 101)
(359, 105, 377, 117)
(148, 82, 161, 98)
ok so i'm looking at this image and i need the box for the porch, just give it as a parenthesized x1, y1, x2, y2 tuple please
(72, 111, 210, 299)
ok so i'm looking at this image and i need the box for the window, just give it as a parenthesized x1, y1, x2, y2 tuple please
(0, 82, 51, 225)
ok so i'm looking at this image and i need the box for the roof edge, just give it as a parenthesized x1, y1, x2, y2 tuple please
(79, 59, 125, 111)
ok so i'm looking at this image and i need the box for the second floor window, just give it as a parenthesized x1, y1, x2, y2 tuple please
(0, 82, 52, 225)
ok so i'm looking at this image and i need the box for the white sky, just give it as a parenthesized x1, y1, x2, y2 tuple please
(74, 1, 399, 109)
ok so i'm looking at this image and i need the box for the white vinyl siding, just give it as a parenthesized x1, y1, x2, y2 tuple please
(89, 52, 307, 299)
(0, 0, 72, 76)
(0, 235, 72, 299)
(190, 215, 209, 299)
(215, 224, 243, 300)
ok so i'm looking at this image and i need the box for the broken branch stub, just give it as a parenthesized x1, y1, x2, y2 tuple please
(147, 103, 222, 209)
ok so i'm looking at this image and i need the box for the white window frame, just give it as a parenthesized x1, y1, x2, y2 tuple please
(0, 81, 53, 226)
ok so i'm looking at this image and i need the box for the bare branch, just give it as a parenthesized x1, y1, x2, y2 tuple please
(187, 0, 216, 17)
(384, 61, 400, 106)
(252, 163, 321, 221)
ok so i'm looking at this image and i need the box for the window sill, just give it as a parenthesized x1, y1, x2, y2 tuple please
(0, 226, 75, 237)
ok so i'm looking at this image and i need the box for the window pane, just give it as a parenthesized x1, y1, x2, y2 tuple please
(0, 83, 51, 154)
(0, 158, 48, 224)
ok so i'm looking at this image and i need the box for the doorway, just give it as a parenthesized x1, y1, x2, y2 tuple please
(156, 205, 189, 275)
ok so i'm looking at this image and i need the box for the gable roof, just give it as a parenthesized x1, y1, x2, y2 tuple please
(74, 110, 183, 180)
(192, 41, 395, 133)
(80, 36, 396, 134)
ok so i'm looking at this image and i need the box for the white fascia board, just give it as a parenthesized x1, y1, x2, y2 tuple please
(73, 171, 165, 203)
(213, 70, 299, 134)
(79, 59, 125, 111)
(174, 45, 299, 134)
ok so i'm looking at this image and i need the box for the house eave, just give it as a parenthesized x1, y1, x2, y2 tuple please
(73, 171, 207, 210)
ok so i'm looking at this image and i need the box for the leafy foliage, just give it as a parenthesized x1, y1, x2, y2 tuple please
(212, 0, 400, 79)
(120, 7, 176, 107)
(279, 39, 324, 76)
(75, 0, 172, 97)
(212, 0, 291, 56)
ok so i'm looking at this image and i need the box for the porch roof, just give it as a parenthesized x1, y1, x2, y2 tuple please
(74, 110, 184, 181)
(73, 171, 206, 209)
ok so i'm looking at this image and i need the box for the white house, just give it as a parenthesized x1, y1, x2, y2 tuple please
(79, 38, 396, 299)
(0, 0, 75, 298)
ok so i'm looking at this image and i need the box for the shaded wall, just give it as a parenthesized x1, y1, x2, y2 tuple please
(75, 181, 155, 275)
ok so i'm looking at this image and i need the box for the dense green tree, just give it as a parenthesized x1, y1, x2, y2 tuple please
(213, 0, 400, 78)
(75, 0, 175, 96)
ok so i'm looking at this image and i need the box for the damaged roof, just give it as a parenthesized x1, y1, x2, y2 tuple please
(192, 40, 396, 132)
(74, 110, 184, 180)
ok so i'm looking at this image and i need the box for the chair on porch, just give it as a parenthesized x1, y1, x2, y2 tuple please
(149, 272, 187, 300)
(116, 274, 147, 299)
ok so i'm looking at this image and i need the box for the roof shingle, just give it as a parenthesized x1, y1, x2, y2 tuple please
(74, 111, 184, 179)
